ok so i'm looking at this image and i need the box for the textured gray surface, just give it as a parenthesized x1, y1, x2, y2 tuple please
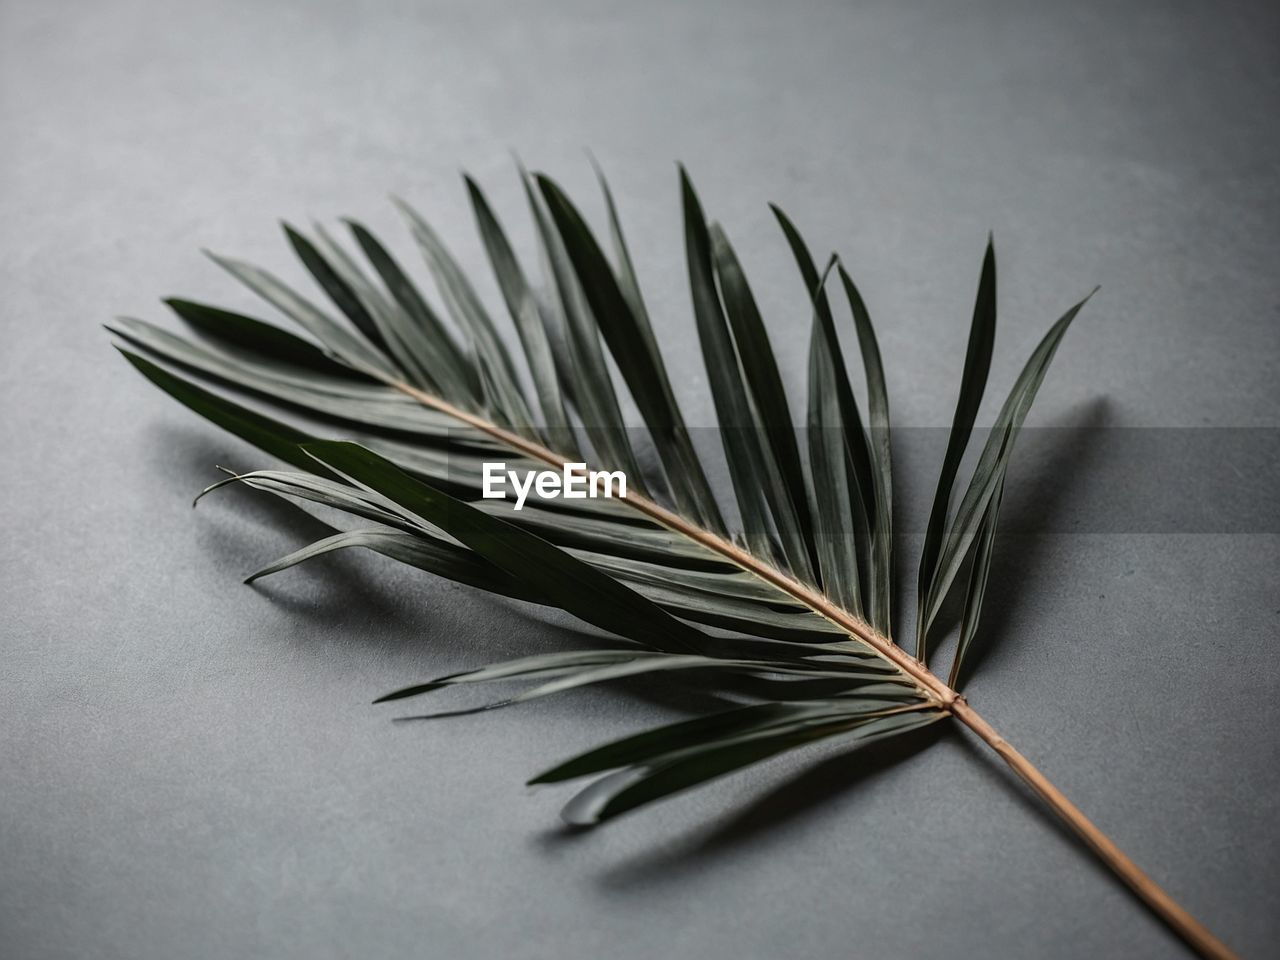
(2, 1, 1277, 958)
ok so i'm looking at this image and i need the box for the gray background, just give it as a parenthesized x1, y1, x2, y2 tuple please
(2, 1, 1277, 958)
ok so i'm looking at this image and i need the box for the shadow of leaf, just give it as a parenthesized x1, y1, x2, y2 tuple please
(546, 719, 945, 891)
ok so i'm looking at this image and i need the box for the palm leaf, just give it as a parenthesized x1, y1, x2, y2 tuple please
(916, 238, 997, 660)
(108, 164, 1235, 960)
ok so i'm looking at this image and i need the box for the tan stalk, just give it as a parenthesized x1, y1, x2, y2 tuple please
(384, 376, 1237, 960)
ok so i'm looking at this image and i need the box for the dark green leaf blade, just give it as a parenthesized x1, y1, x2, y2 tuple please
(805, 258, 870, 619)
(308, 222, 445, 396)
(948, 472, 1005, 688)
(199, 469, 419, 530)
(838, 266, 894, 635)
(393, 197, 538, 434)
(560, 707, 942, 825)
(205, 251, 393, 377)
(108, 317, 463, 438)
(244, 527, 541, 604)
(301, 441, 710, 654)
(376, 650, 649, 703)
(519, 169, 646, 486)
(921, 291, 1095, 640)
(164, 298, 363, 379)
(916, 238, 997, 660)
(345, 218, 479, 403)
(535, 172, 726, 533)
(710, 220, 818, 583)
(770, 206, 879, 538)
(771, 207, 878, 621)
(530, 698, 918, 784)
(680, 170, 787, 568)
(465, 175, 578, 456)
(284, 223, 390, 354)
(392, 653, 826, 720)
(589, 156, 652, 327)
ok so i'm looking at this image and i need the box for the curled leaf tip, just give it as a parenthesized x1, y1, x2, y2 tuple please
(559, 808, 599, 829)
(192, 471, 242, 507)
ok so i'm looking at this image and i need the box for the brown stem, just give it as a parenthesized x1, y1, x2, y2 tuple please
(951, 701, 1237, 960)
(384, 377, 1237, 960)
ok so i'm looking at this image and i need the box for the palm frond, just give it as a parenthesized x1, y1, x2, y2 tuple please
(108, 164, 1235, 960)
